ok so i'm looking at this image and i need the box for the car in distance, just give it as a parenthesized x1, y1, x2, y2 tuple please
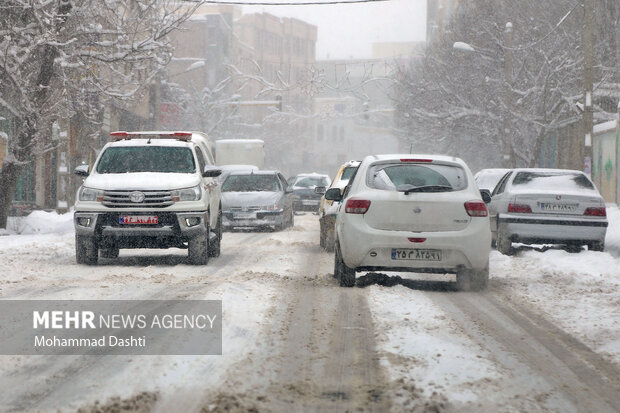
(220, 170, 294, 231)
(487, 168, 608, 254)
(73, 131, 222, 265)
(327, 154, 491, 291)
(318, 160, 360, 251)
(474, 168, 511, 193)
(290, 173, 331, 212)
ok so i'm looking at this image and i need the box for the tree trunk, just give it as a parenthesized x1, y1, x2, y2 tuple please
(0, 162, 24, 229)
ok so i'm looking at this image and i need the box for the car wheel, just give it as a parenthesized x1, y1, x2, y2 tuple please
(458, 265, 489, 291)
(100, 247, 119, 259)
(189, 235, 209, 265)
(208, 212, 222, 257)
(288, 209, 295, 228)
(76, 235, 98, 265)
(588, 241, 604, 252)
(325, 228, 335, 253)
(334, 242, 355, 287)
(496, 228, 512, 255)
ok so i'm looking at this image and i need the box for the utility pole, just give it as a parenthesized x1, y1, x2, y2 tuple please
(582, 0, 594, 175)
(503, 22, 515, 168)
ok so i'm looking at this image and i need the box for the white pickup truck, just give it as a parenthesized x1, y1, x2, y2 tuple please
(73, 131, 222, 265)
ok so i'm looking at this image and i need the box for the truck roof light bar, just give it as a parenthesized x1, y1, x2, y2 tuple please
(110, 131, 193, 142)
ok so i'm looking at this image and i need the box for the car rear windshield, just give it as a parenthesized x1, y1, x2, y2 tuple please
(222, 174, 281, 192)
(96, 146, 196, 174)
(294, 176, 329, 187)
(368, 162, 467, 192)
(511, 171, 594, 190)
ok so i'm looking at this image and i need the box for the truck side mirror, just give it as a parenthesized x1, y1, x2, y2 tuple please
(74, 165, 89, 177)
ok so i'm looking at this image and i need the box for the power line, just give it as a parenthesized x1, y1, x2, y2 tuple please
(196, 0, 389, 5)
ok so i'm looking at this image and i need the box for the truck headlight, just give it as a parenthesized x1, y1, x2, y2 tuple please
(172, 186, 201, 202)
(79, 187, 104, 202)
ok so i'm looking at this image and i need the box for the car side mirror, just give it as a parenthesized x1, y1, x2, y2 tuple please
(285, 186, 293, 193)
(203, 166, 222, 178)
(74, 165, 89, 177)
(479, 189, 492, 204)
(325, 187, 342, 202)
(314, 186, 326, 195)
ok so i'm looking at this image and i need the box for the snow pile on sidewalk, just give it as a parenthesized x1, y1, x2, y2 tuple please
(4, 210, 74, 235)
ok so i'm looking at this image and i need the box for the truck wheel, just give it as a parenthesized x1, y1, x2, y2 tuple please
(334, 242, 355, 287)
(76, 235, 98, 265)
(209, 213, 222, 257)
(189, 235, 209, 265)
(100, 247, 119, 259)
(588, 241, 604, 252)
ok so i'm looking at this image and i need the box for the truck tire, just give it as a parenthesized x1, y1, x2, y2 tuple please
(188, 235, 209, 265)
(76, 235, 98, 265)
(334, 242, 355, 287)
(209, 212, 222, 258)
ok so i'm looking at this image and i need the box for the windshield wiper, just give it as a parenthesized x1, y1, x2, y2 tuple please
(397, 185, 453, 194)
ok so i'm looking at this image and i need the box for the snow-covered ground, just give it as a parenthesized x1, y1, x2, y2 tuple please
(0, 207, 618, 411)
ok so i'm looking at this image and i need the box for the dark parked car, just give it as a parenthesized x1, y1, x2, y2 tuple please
(221, 170, 294, 231)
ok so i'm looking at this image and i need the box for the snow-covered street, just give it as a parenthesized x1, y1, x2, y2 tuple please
(0, 209, 619, 412)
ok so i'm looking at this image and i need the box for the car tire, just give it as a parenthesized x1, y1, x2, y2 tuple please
(189, 235, 209, 265)
(100, 247, 119, 259)
(288, 209, 294, 228)
(325, 228, 335, 253)
(496, 228, 512, 255)
(588, 241, 604, 252)
(458, 265, 489, 291)
(209, 212, 222, 258)
(76, 235, 98, 265)
(334, 242, 355, 287)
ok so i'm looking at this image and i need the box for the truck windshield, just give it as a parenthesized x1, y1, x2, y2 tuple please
(96, 146, 196, 174)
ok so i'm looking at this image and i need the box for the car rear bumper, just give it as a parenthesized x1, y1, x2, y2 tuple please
(222, 210, 284, 228)
(498, 214, 607, 244)
(338, 216, 491, 273)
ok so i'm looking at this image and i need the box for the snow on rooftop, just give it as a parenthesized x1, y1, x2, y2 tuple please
(593, 120, 618, 135)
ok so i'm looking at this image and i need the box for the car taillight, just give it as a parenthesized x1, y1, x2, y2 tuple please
(345, 199, 371, 214)
(464, 201, 488, 217)
(508, 203, 532, 213)
(584, 207, 606, 216)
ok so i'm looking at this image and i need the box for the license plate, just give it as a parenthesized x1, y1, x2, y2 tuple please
(234, 212, 257, 219)
(119, 215, 158, 224)
(539, 203, 577, 212)
(391, 248, 442, 261)
(302, 200, 319, 205)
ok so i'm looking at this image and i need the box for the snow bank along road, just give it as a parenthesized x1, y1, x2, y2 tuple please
(0, 211, 619, 412)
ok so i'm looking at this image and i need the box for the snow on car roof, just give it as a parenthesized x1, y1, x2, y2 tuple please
(228, 170, 279, 176)
(106, 138, 190, 147)
(363, 154, 466, 165)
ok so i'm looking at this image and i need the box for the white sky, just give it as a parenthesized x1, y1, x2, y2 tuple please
(242, 0, 426, 60)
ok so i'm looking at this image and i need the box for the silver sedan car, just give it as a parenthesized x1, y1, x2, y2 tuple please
(488, 168, 608, 253)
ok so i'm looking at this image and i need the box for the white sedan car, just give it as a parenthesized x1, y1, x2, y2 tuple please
(326, 154, 492, 291)
(488, 168, 608, 253)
